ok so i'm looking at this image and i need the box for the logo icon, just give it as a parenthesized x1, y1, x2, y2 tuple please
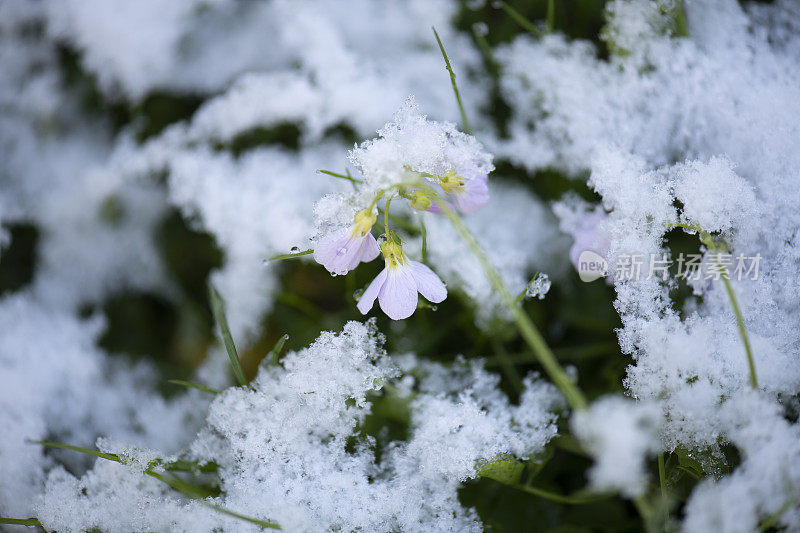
(577, 250, 608, 282)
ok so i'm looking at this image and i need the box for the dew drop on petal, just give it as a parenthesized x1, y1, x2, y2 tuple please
(337, 247, 348, 256)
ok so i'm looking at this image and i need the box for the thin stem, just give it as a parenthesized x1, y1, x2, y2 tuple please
(658, 453, 669, 529)
(546, 0, 555, 34)
(497, 1, 543, 37)
(418, 214, 428, 262)
(383, 195, 393, 233)
(422, 185, 587, 410)
(633, 495, 653, 528)
(511, 482, 610, 505)
(432, 27, 471, 135)
(759, 496, 797, 531)
(698, 231, 758, 389)
(471, 25, 497, 72)
(167, 380, 219, 394)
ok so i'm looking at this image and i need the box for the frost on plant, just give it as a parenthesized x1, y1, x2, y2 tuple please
(3, 0, 800, 531)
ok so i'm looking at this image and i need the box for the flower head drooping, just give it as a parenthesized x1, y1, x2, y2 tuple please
(438, 169, 489, 214)
(349, 97, 493, 209)
(407, 170, 489, 215)
(314, 209, 380, 275)
(357, 236, 447, 320)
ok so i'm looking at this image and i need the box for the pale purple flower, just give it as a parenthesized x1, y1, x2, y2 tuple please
(314, 210, 380, 275)
(357, 241, 446, 320)
(451, 175, 489, 214)
(569, 211, 613, 282)
(569, 211, 611, 268)
(410, 172, 489, 215)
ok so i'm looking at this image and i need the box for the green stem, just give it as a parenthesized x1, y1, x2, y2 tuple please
(512, 483, 609, 505)
(419, 214, 428, 263)
(698, 231, 758, 389)
(383, 195, 393, 233)
(432, 27, 472, 135)
(759, 496, 797, 531)
(471, 25, 497, 71)
(497, 1, 543, 37)
(546, 0, 555, 34)
(167, 380, 220, 394)
(424, 185, 587, 410)
(658, 453, 669, 529)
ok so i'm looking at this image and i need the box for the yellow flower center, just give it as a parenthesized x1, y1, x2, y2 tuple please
(351, 209, 377, 237)
(439, 170, 465, 194)
(381, 240, 406, 270)
(409, 190, 432, 211)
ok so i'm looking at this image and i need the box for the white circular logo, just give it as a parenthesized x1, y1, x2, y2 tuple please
(577, 250, 608, 282)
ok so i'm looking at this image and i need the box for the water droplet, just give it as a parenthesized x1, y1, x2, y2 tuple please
(290, 246, 300, 253)
(472, 22, 489, 36)
(467, 0, 486, 9)
(353, 289, 364, 300)
(491, 0, 503, 9)
(331, 272, 338, 277)
(377, 234, 387, 245)
(430, 305, 438, 311)
(337, 247, 348, 256)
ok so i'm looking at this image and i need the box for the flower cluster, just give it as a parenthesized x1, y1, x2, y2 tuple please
(312, 98, 494, 320)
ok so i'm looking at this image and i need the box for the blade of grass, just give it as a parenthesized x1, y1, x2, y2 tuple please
(546, 0, 555, 34)
(208, 285, 248, 387)
(0, 517, 42, 526)
(432, 27, 471, 135)
(167, 380, 219, 394)
(267, 249, 313, 262)
(33, 440, 279, 529)
(269, 334, 290, 365)
(317, 169, 363, 188)
(497, 1, 543, 37)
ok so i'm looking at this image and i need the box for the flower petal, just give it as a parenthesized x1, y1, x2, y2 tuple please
(378, 266, 418, 320)
(313, 228, 349, 270)
(357, 268, 387, 315)
(350, 233, 380, 270)
(315, 228, 365, 275)
(454, 177, 489, 214)
(408, 261, 447, 303)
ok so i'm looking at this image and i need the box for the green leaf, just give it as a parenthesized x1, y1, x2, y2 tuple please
(478, 455, 525, 485)
(0, 517, 43, 526)
(208, 284, 248, 387)
(267, 249, 313, 262)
